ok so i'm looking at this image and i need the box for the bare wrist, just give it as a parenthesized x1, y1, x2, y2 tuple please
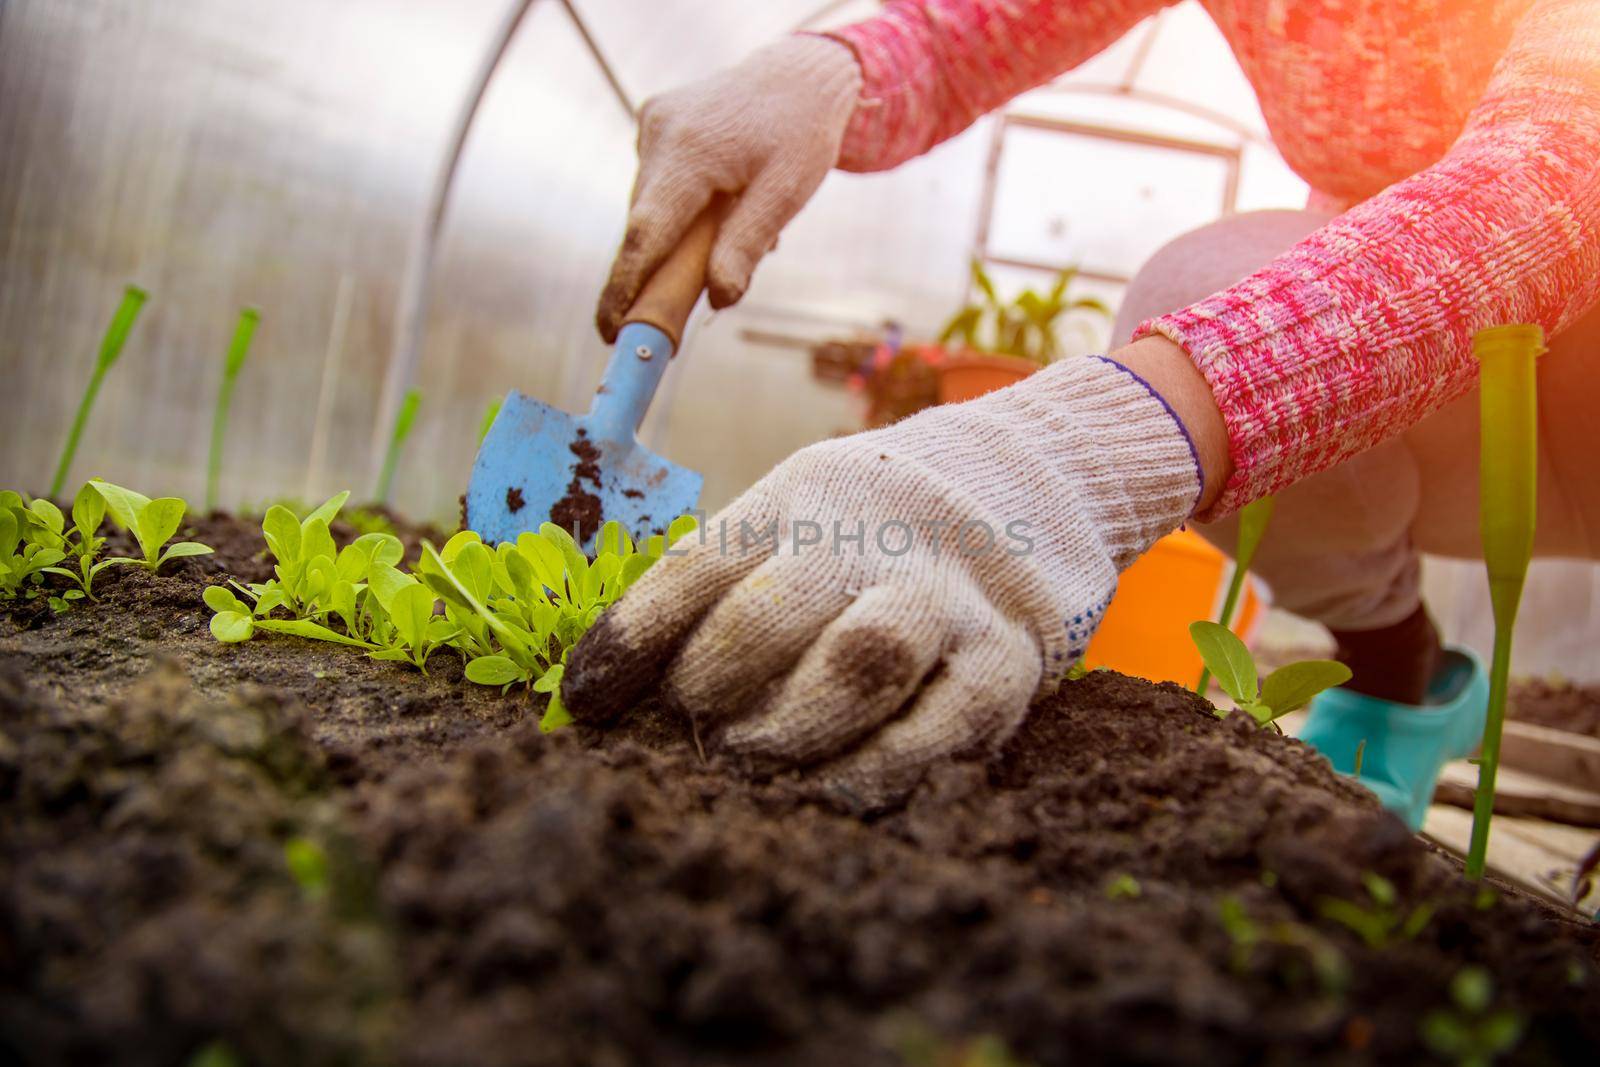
(1109, 334, 1231, 514)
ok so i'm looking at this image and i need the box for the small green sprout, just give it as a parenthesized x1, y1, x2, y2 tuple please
(1189, 620, 1350, 727)
(374, 387, 421, 507)
(51, 285, 147, 499)
(1104, 873, 1141, 900)
(186, 1042, 243, 1067)
(206, 308, 260, 512)
(90, 479, 214, 572)
(1197, 494, 1275, 693)
(283, 835, 330, 900)
(1217, 894, 1348, 991)
(1421, 966, 1524, 1067)
(37, 482, 120, 604)
(1317, 871, 1434, 948)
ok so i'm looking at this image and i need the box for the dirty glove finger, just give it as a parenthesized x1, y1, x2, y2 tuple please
(816, 617, 1041, 811)
(596, 173, 713, 342)
(706, 163, 817, 309)
(719, 583, 949, 766)
(663, 557, 854, 725)
(562, 513, 768, 724)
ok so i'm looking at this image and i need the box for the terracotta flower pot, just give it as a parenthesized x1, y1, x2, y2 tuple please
(935, 350, 1039, 404)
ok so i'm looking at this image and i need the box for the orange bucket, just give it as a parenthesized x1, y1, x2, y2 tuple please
(1084, 528, 1267, 684)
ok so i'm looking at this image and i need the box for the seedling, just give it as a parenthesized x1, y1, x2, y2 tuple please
(1216, 895, 1348, 991)
(1104, 873, 1141, 900)
(205, 490, 696, 730)
(50, 285, 147, 498)
(1189, 621, 1350, 726)
(373, 387, 421, 507)
(1420, 966, 1524, 1067)
(1196, 495, 1274, 693)
(6, 479, 206, 611)
(1466, 325, 1542, 880)
(206, 308, 260, 512)
(90, 479, 213, 572)
(283, 835, 330, 900)
(1, 492, 69, 605)
(38, 481, 118, 602)
(208, 491, 408, 650)
(1317, 871, 1434, 948)
(421, 515, 696, 731)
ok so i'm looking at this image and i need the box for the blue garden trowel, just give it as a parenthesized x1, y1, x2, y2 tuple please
(465, 207, 719, 549)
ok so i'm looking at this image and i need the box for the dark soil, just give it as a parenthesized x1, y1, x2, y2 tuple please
(547, 429, 604, 542)
(1510, 678, 1600, 739)
(2, 514, 1598, 1067)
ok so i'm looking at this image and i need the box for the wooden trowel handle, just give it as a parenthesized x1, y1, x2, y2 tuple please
(622, 200, 724, 350)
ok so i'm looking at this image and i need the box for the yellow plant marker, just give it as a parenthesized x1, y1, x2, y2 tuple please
(1466, 324, 1543, 880)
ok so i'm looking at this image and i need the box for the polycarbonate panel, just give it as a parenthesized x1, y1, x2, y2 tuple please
(1, 0, 1319, 521)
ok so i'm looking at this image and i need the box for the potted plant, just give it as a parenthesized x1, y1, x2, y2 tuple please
(935, 258, 1110, 403)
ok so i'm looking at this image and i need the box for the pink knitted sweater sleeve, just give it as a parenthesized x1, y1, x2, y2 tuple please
(1138, 0, 1600, 518)
(823, 0, 1174, 171)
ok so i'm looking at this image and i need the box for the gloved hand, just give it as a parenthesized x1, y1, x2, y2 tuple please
(596, 35, 863, 341)
(562, 357, 1202, 807)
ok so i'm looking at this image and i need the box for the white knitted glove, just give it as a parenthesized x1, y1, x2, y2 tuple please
(596, 35, 863, 341)
(563, 357, 1202, 807)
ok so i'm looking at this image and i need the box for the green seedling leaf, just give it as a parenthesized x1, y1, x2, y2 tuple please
(207, 308, 261, 511)
(300, 517, 338, 569)
(539, 523, 589, 587)
(262, 505, 302, 565)
(367, 562, 417, 614)
(465, 655, 527, 687)
(255, 618, 377, 649)
(72, 481, 106, 539)
(51, 285, 148, 498)
(420, 542, 531, 658)
(620, 552, 653, 588)
(283, 835, 329, 899)
(304, 490, 351, 527)
(204, 585, 247, 614)
(450, 541, 496, 603)
(1189, 621, 1258, 705)
(89, 479, 151, 535)
(1259, 659, 1352, 720)
(0, 510, 18, 561)
(210, 610, 255, 643)
(668, 513, 699, 545)
(388, 582, 435, 651)
(516, 530, 566, 589)
(538, 666, 572, 732)
(158, 541, 213, 567)
(135, 498, 187, 562)
(28, 499, 65, 535)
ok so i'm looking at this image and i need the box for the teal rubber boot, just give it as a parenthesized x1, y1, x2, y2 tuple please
(1298, 647, 1489, 831)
